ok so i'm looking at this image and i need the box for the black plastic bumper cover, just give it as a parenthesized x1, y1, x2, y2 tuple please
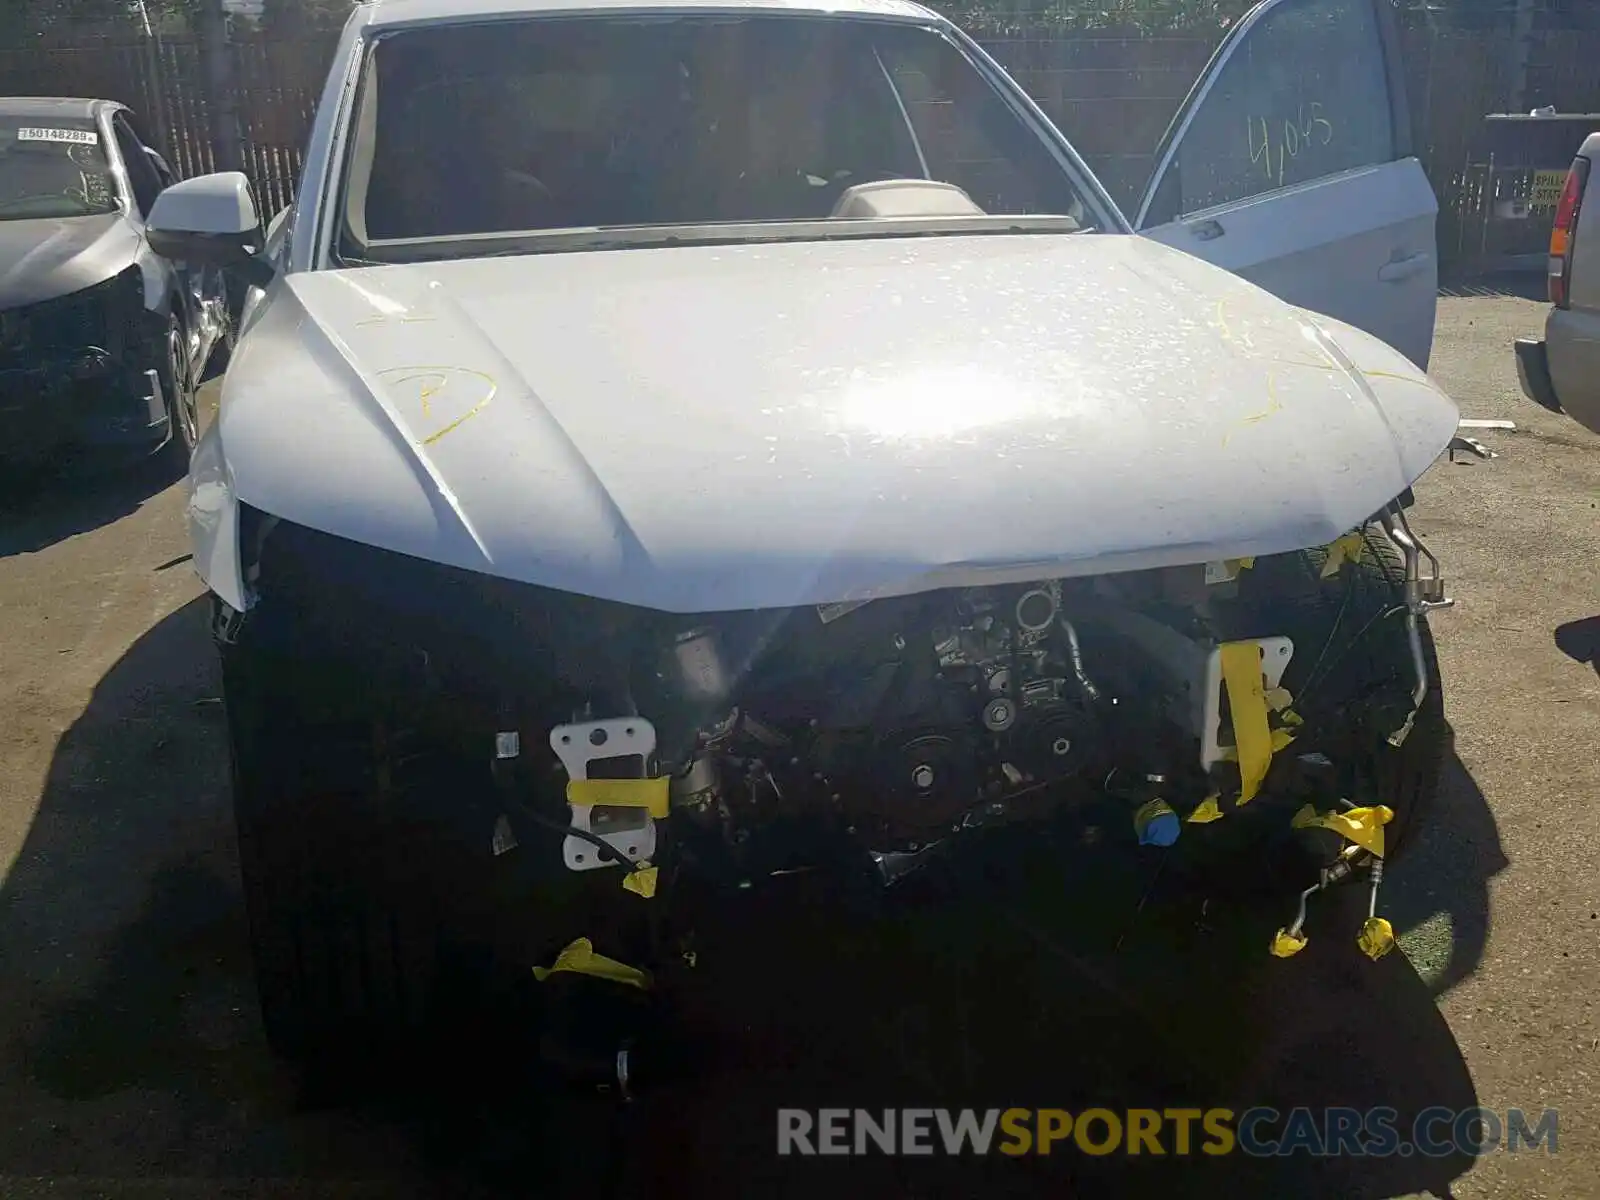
(0, 351, 159, 461)
(1514, 337, 1564, 414)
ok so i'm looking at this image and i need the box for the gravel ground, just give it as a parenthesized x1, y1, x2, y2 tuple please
(0, 290, 1595, 1199)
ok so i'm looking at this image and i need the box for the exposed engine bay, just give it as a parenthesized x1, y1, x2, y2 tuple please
(476, 505, 1449, 895)
(220, 499, 1449, 1087)
(231, 497, 1446, 907)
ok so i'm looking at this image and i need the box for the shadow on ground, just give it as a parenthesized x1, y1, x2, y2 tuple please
(1554, 615, 1600, 678)
(0, 450, 183, 560)
(0, 600, 1506, 1198)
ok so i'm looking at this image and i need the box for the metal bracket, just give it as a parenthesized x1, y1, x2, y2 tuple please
(1448, 434, 1497, 461)
(141, 368, 166, 425)
(211, 597, 243, 645)
(549, 718, 660, 872)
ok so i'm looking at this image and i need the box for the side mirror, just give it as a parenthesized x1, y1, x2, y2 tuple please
(147, 171, 275, 289)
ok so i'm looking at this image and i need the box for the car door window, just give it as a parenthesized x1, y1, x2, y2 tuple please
(112, 113, 163, 217)
(1142, 0, 1395, 226)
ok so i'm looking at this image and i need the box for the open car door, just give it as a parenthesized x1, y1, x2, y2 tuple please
(1134, 0, 1437, 369)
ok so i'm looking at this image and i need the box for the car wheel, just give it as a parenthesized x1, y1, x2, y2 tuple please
(1293, 532, 1448, 865)
(1175, 530, 1447, 892)
(158, 309, 200, 460)
(222, 634, 450, 1063)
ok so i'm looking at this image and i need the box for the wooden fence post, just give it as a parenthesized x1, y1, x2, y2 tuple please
(1505, 0, 1537, 112)
(197, 0, 244, 174)
(141, 35, 175, 165)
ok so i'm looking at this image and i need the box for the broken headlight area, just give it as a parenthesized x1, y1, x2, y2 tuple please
(0, 267, 145, 372)
(234, 508, 1445, 942)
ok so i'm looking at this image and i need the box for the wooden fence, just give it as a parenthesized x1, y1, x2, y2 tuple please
(4, 20, 1600, 264)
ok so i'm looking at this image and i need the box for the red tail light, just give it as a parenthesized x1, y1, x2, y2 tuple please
(1549, 157, 1590, 307)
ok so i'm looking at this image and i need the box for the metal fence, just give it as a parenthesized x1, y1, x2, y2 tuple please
(4, 7, 1600, 264)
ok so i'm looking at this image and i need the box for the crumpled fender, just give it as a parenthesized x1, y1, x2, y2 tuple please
(188, 413, 247, 613)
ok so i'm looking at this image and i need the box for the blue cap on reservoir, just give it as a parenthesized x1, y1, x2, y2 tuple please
(1133, 799, 1181, 847)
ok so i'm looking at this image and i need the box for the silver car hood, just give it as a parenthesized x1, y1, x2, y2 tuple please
(0, 213, 138, 310)
(214, 232, 1459, 613)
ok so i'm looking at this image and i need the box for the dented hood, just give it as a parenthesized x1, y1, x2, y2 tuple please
(217, 232, 1459, 613)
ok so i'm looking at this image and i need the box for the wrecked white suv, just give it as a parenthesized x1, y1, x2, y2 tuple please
(146, 0, 1457, 1062)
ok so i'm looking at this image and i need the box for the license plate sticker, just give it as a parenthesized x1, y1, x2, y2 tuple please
(16, 127, 99, 145)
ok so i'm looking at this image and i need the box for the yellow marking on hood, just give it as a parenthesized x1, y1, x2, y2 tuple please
(1360, 368, 1436, 389)
(1223, 372, 1283, 448)
(355, 313, 440, 327)
(1213, 297, 1256, 351)
(375, 365, 498, 446)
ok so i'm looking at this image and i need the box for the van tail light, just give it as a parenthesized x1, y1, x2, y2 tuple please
(1549, 157, 1590, 308)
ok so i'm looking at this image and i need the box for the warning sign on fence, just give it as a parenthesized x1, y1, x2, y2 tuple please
(1531, 168, 1569, 211)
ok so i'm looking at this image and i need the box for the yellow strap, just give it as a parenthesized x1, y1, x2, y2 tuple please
(1290, 803, 1395, 858)
(1216, 726, 1298, 762)
(567, 777, 671, 819)
(532, 937, 652, 989)
(1220, 640, 1274, 806)
(1321, 531, 1366, 579)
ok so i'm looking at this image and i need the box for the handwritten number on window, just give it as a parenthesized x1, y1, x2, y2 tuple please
(1246, 102, 1334, 190)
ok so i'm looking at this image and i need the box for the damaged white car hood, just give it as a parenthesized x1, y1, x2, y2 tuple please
(203, 232, 1459, 613)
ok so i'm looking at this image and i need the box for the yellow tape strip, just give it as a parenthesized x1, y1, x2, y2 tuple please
(532, 937, 653, 989)
(1220, 640, 1274, 806)
(1290, 803, 1395, 858)
(1216, 726, 1298, 762)
(1357, 917, 1396, 961)
(1320, 531, 1366, 579)
(622, 864, 659, 899)
(1271, 928, 1309, 958)
(567, 777, 671, 820)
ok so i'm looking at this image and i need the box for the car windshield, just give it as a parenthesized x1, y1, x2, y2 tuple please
(342, 14, 1096, 260)
(0, 118, 118, 221)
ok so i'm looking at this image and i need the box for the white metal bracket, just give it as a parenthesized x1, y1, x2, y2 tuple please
(549, 718, 659, 872)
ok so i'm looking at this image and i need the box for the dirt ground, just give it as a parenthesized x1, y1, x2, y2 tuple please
(0, 289, 1596, 1199)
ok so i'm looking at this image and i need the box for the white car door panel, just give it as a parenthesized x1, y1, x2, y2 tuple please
(1142, 158, 1437, 369)
(1135, 0, 1437, 370)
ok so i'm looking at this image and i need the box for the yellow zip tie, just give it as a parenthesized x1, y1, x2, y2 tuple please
(566, 777, 671, 819)
(1290, 803, 1395, 858)
(622, 863, 659, 899)
(1321, 531, 1366, 579)
(1220, 640, 1274, 806)
(532, 937, 652, 989)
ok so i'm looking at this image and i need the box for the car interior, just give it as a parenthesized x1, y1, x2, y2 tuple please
(348, 16, 1088, 248)
(0, 120, 118, 219)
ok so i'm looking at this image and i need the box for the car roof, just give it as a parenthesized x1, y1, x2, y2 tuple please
(358, 0, 941, 30)
(0, 97, 124, 121)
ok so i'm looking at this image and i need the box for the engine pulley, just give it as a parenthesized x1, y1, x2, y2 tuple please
(1012, 700, 1092, 780)
(855, 731, 982, 838)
